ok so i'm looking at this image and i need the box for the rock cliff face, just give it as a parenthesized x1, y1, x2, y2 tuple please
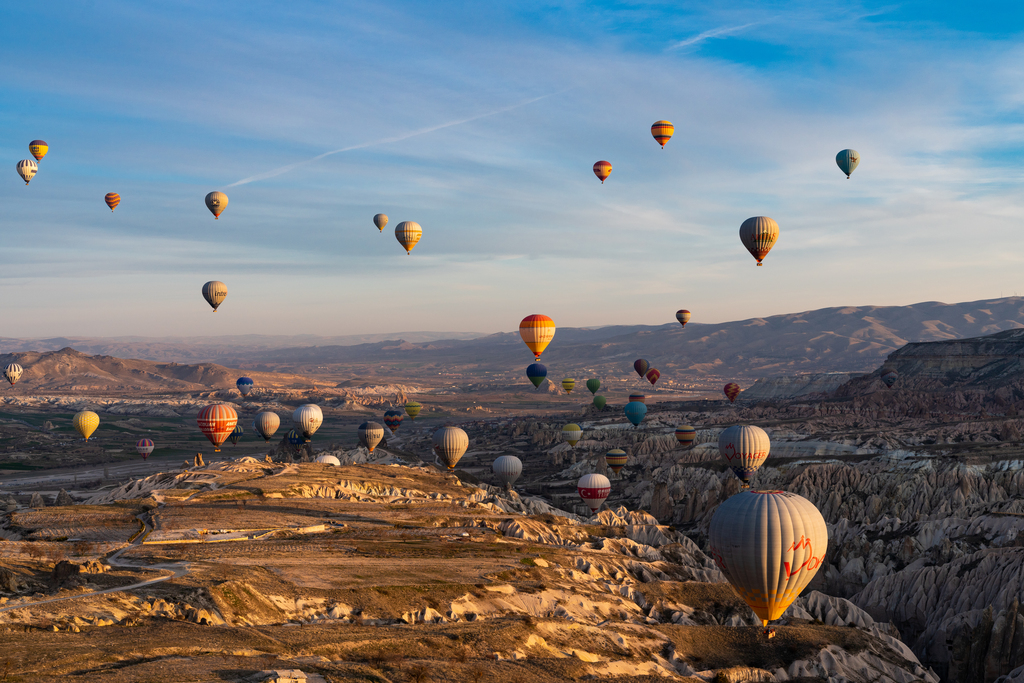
(744, 373, 860, 399)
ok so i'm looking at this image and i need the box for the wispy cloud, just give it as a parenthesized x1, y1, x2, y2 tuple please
(668, 23, 757, 50)
(226, 91, 563, 187)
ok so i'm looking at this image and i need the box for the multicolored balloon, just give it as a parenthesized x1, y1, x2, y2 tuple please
(651, 121, 674, 149)
(526, 363, 547, 388)
(593, 160, 612, 184)
(633, 359, 650, 378)
(236, 377, 254, 396)
(405, 401, 422, 419)
(562, 423, 582, 447)
(881, 369, 898, 388)
(286, 429, 304, 446)
(197, 403, 238, 452)
(136, 438, 155, 459)
(104, 193, 121, 211)
(383, 409, 404, 434)
(561, 378, 575, 394)
(675, 310, 691, 327)
(293, 404, 323, 442)
(3, 364, 23, 386)
(28, 140, 48, 161)
(645, 369, 660, 386)
(205, 191, 228, 219)
(708, 490, 828, 627)
(593, 395, 606, 409)
(628, 393, 645, 404)
(228, 424, 243, 445)
(493, 455, 523, 489)
(578, 473, 611, 513)
(432, 426, 469, 470)
(605, 448, 627, 475)
(395, 221, 422, 254)
(739, 216, 779, 266)
(519, 315, 556, 360)
(16, 160, 37, 185)
(74, 410, 100, 441)
(586, 378, 600, 395)
(624, 401, 646, 427)
(675, 425, 697, 449)
(253, 412, 280, 442)
(373, 213, 388, 232)
(724, 383, 741, 403)
(202, 281, 227, 312)
(718, 425, 770, 487)
(836, 149, 860, 179)
(358, 421, 385, 453)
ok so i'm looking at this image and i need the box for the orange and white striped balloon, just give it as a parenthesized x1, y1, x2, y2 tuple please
(519, 314, 555, 360)
(197, 403, 238, 451)
(395, 221, 422, 254)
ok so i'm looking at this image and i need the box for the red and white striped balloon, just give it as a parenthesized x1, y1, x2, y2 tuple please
(577, 473, 611, 513)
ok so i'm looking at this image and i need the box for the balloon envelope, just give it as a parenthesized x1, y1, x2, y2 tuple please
(739, 217, 779, 266)
(561, 378, 575, 394)
(202, 281, 227, 312)
(719, 425, 770, 486)
(74, 410, 100, 441)
(3, 364, 23, 386)
(104, 193, 120, 211)
(29, 140, 48, 161)
(675, 425, 697, 449)
(624, 401, 646, 427)
(316, 454, 341, 467)
(229, 424, 244, 445)
(493, 455, 523, 488)
(651, 121, 674, 148)
(646, 369, 660, 386)
(405, 401, 422, 419)
(136, 438, 155, 458)
(383, 409, 404, 434)
(881, 370, 898, 388)
(373, 213, 388, 232)
(358, 421, 385, 453)
(197, 404, 238, 451)
(16, 160, 37, 185)
(708, 490, 828, 626)
(286, 429, 304, 445)
(562, 423, 582, 447)
(836, 149, 860, 178)
(676, 310, 691, 327)
(593, 395, 606, 409)
(433, 426, 469, 470)
(605, 448, 627, 475)
(526, 363, 547, 388)
(586, 378, 600, 395)
(633, 359, 649, 378)
(519, 315, 556, 360)
(628, 393, 645, 404)
(395, 221, 422, 254)
(253, 412, 281, 442)
(593, 160, 612, 183)
(578, 473, 611, 512)
(293, 404, 324, 441)
(236, 377, 254, 396)
(724, 383, 741, 403)
(205, 191, 228, 219)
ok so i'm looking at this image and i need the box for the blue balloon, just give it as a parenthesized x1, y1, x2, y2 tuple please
(286, 429, 304, 445)
(236, 376, 254, 396)
(624, 401, 647, 427)
(526, 362, 547, 388)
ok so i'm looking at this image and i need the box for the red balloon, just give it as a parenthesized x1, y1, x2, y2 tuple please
(724, 383, 741, 403)
(593, 160, 612, 184)
(646, 368, 660, 386)
(197, 403, 238, 452)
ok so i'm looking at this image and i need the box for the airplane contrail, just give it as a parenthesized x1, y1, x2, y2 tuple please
(668, 23, 756, 50)
(227, 92, 561, 187)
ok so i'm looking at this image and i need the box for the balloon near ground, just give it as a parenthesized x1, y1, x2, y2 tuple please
(645, 368, 660, 386)
(593, 395, 606, 409)
(16, 160, 37, 185)
(739, 216, 779, 266)
(586, 378, 600, 395)
(286, 429, 304, 446)
(675, 309, 691, 327)
(394, 221, 422, 254)
(675, 425, 697, 449)
(593, 160, 612, 183)
(561, 378, 575, 394)
(136, 438, 155, 459)
(73, 410, 100, 441)
(229, 424, 243, 445)
(708, 490, 828, 626)
(633, 358, 649, 378)
(405, 401, 422, 419)
(605, 449, 627, 475)
(197, 404, 238, 452)
(881, 369, 898, 388)
(724, 383, 741, 403)
(252, 412, 280, 442)
(624, 401, 646, 427)
(836, 149, 860, 179)
(202, 281, 227, 312)
(628, 393, 645, 404)
(205, 191, 228, 219)
(519, 315, 556, 360)
(492, 455, 523, 489)
(718, 425, 770, 487)
(562, 423, 582, 447)
(526, 363, 547, 388)
(4, 364, 23, 386)
(293, 404, 323, 442)
(104, 193, 120, 211)
(358, 421, 385, 453)
(236, 377, 254, 396)
(373, 213, 388, 232)
(577, 473, 611, 513)
(29, 140, 48, 161)
(316, 454, 341, 467)
(383, 409, 404, 434)
(432, 426, 469, 470)
(651, 120, 674, 148)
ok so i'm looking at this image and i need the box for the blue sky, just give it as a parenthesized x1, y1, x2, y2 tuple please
(2, 1, 1024, 337)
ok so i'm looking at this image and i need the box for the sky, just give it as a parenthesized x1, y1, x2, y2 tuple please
(2, 1, 1024, 337)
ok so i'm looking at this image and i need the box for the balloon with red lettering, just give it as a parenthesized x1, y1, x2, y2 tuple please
(718, 425, 770, 487)
(577, 473, 611, 513)
(197, 403, 238, 452)
(708, 490, 828, 627)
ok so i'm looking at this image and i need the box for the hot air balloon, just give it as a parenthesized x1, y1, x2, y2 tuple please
(373, 214, 388, 232)
(646, 369, 660, 386)
(708, 490, 828, 628)
(526, 363, 547, 388)
(624, 401, 646, 427)
(358, 421, 385, 453)
(286, 429, 304, 446)
(405, 401, 422, 419)
(881, 369, 898, 388)
(228, 424, 243, 445)
(593, 160, 612, 184)
(562, 423, 582, 447)
(561, 378, 575, 394)
(16, 160, 37, 185)
(316, 454, 341, 466)
(577, 473, 611, 513)
(202, 281, 227, 312)
(205, 191, 228, 219)
(236, 377, 254, 397)
(628, 393, 646, 404)
(586, 378, 600, 395)
(593, 395, 606, 409)
(197, 403, 238, 452)
(3, 364, 23, 386)
(433, 426, 469, 470)
(28, 140, 48, 161)
(675, 425, 697, 449)
(719, 425, 770, 487)
(383, 409, 404, 434)
(724, 383, 741, 403)
(395, 221, 422, 254)
(253, 411, 280, 442)
(493, 455, 523, 489)
(136, 438, 155, 459)
(104, 193, 120, 211)
(739, 216, 779, 266)
(836, 149, 860, 179)
(675, 310, 691, 327)
(651, 121, 674, 149)
(519, 315, 556, 360)
(73, 410, 100, 441)
(605, 449, 627, 475)
(633, 359, 650, 378)
(293, 404, 323, 442)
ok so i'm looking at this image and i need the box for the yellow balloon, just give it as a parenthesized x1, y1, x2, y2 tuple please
(73, 410, 100, 441)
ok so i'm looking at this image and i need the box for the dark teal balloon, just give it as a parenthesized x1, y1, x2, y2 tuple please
(228, 424, 243, 445)
(593, 395, 606, 409)
(624, 401, 646, 427)
(526, 363, 547, 388)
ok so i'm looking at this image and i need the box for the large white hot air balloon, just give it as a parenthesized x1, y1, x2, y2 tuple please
(316, 454, 341, 467)
(708, 490, 828, 627)
(3, 363, 23, 386)
(577, 473, 611, 513)
(292, 404, 323, 442)
(718, 425, 770, 487)
(432, 426, 468, 470)
(492, 455, 523, 489)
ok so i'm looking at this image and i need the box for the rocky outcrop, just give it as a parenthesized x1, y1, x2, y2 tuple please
(744, 372, 860, 399)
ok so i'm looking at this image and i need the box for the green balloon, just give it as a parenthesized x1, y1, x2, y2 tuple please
(529, 375, 544, 388)
(593, 395, 606, 409)
(586, 378, 601, 395)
